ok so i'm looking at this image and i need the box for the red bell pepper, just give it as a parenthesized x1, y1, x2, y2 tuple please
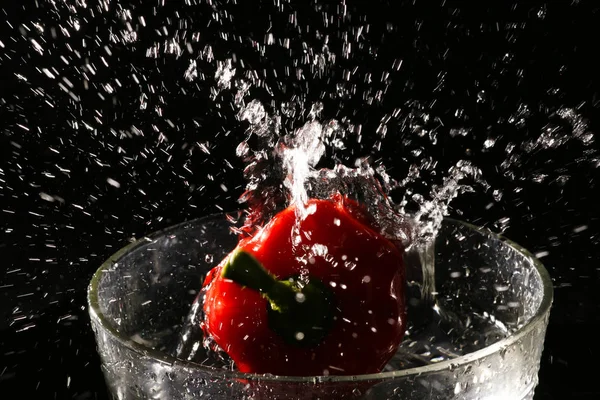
(201, 194, 406, 376)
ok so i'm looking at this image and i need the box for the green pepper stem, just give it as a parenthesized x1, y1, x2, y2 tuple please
(220, 249, 335, 347)
(221, 249, 279, 294)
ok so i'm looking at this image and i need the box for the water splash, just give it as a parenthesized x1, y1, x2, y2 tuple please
(223, 66, 482, 252)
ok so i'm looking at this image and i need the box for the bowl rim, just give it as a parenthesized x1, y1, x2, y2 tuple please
(87, 213, 553, 383)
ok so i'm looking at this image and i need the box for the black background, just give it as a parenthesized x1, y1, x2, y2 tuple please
(1, 1, 599, 399)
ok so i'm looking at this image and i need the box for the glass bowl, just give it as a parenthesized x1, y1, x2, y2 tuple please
(88, 213, 552, 400)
